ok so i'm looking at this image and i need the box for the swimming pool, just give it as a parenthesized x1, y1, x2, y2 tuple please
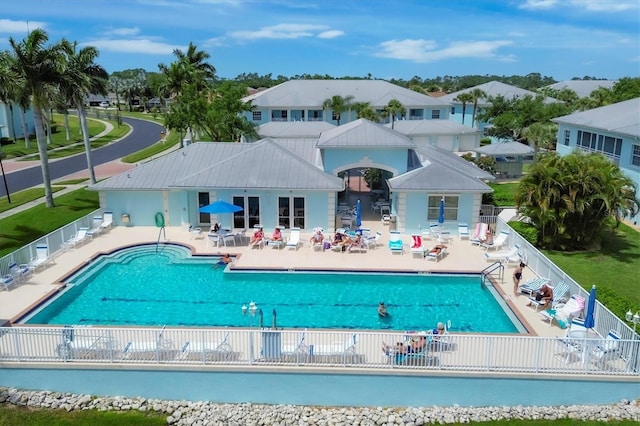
(25, 244, 520, 332)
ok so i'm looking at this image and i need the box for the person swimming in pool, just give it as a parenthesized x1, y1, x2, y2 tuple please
(378, 302, 388, 317)
(214, 253, 233, 268)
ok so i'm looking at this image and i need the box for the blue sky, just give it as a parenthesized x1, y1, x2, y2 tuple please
(1, 0, 638, 81)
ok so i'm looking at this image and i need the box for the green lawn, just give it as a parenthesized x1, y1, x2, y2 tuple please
(0, 405, 165, 426)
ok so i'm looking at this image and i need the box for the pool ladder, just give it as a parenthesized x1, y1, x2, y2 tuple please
(481, 261, 504, 287)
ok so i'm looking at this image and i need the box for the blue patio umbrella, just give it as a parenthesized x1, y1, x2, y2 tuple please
(438, 197, 445, 224)
(199, 200, 244, 214)
(584, 285, 597, 329)
(355, 199, 362, 228)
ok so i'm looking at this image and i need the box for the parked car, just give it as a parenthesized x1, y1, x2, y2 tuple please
(99, 101, 110, 108)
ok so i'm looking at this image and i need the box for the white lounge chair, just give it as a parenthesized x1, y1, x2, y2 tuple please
(527, 280, 571, 311)
(458, 223, 470, 240)
(28, 244, 54, 271)
(1, 274, 15, 291)
(469, 223, 488, 245)
(483, 244, 521, 262)
(8, 262, 31, 283)
(480, 230, 510, 251)
(56, 330, 120, 360)
(181, 331, 235, 362)
(540, 294, 586, 327)
(124, 328, 176, 361)
(309, 334, 359, 363)
(100, 211, 114, 230)
(281, 330, 309, 362)
(62, 228, 89, 250)
(285, 227, 301, 250)
(425, 245, 448, 262)
(86, 215, 104, 239)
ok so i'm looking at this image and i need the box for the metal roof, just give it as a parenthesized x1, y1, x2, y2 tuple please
(545, 80, 617, 98)
(317, 119, 416, 148)
(473, 141, 535, 156)
(440, 81, 558, 105)
(388, 161, 492, 192)
(89, 141, 344, 191)
(388, 119, 482, 135)
(257, 121, 335, 138)
(242, 79, 451, 108)
(415, 145, 494, 180)
(552, 97, 640, 138)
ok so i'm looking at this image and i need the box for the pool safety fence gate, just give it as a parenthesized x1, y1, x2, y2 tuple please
(1, 326, 638, 376)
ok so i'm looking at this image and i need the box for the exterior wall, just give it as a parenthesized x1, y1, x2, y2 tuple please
(323, 148, 407, 176)
(0, 103, 35, 139)
(396, 192, 480, 235)
(458, 134, 480, 152)
(448, 104, 476, 128)
(103, 191, 165, 226)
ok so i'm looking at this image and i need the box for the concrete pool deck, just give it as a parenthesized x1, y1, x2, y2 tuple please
(1, 220, 567, 339)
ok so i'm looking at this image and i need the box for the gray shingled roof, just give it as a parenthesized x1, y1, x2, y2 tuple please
(474, 141, 534, 156)
(317, 119, 416, 148)
(440, 81, 558, 105)
(552, 98, 640, 138)
(242, 79, 450, 108)
(545, 80, 617, 98)
(257, 121, 335, 138)
(415, 145, 494, 181)
(388, 161, 492, 192)
(388, 119, 481, 135)
(89, 140, 343, 191)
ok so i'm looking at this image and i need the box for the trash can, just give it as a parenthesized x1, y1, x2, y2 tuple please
(389, 215, 397, 231)
(261, 330, 282, 360)
(121, 213, 130, 225)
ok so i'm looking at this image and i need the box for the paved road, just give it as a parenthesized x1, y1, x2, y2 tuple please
(0, 117, 163, 197)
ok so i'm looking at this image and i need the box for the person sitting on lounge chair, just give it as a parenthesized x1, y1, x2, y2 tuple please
(427, 244, 447, 255)
(310, 229, 324, 244)
(270, 227, 283, 242)
(249, 227, 264, 245)
(332, 232, 345, 246)
(527, 283, 554, 308)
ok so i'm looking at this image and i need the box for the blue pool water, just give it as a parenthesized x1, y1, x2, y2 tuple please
(25, 244, 519, 332)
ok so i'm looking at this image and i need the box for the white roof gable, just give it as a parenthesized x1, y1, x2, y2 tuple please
(440, 81, 558, 105)
(317, 119, 416, 148)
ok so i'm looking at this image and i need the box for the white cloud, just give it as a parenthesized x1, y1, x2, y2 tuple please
(520, 0, 558, 10)
(203, 37, 226, 48)
(102, 27, 141, 37)
(230, 23, 336, 40)
(375, 39, 513, 63)
(317, 30, 344, 39)
(0, 18, 46, 33)
(82, 38, 186, 55)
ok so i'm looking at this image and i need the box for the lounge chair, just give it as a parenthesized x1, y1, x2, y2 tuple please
(100, 211, 114, 231)
(388, 231, 404, 254)
(480, 230, 509, 251)
(86, 215, 104, 239)
(409, 234, 424, 258)
(249, 226, 266, 249)
(469, 223, 488, 245)
(1, 274, 15, 291)
(27, 244, 54, 272)
(540, 294, 586, 327)
(62, 228, 89, 250)
(285, 227, 301, 250)
(309, 333, 359, 364)
(8, 262, 31, 283)
(124, 327, 176, 361)
(181, 331, 235, 362)
(458, 223, 470, 240)
(483, 244, 521, 262)
(56, 330, 120, 360)
(425, 245, 447, 262)
(364, 231, 382, 249)
(281, 330, 309, 362)
(347, 235, 368, 253)
(591, 330, 621, 369)
(518, 276, 550, 295)
(527, 280, 570, 311)
(385, 335, 433, 366)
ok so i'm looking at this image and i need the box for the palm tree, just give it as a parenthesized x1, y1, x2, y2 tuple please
(353, 101, 378, 121)
(9, 29, 67, 208)
(322, 95, 353, 125)
(522, 122, 556, 156)
(383, 99, 406, 129)
(469, 88, 487, 128)
(59, 41, 108, 184)
(454, 92, 473, 125)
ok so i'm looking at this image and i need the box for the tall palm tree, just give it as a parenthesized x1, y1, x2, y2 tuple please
(454, 92, 473, 125)
(322, 95, 353, 125)
(469, 88, 487, 128)
(9, 29, 67, 208)
(522, 122, 556, 156)
(353, 101, 378, 121)
(384, 99, 406, 129)
(59, 41, 108, 184)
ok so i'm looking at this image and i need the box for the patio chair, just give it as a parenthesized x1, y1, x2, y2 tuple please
(62, 228, 89, 250)
(591, 330, 622, 370)
(540, 294, 586, 327)
(410, 234, 425, 258)
(458, 223, 470, 240)
(27, 244, 55, 271)
(285, 227, 301, 250)
(554, 322, 589, 365)
(100, 211, 114, 231)
(1, 274, 15, 291)
(388, 231, 404, 254)
(480, 230, 509, 251)
(527, 280, 570, 311)
(180, 331, 236, 362)
(8, 262, 31, 283)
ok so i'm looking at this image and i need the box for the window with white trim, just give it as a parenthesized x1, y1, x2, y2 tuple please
(632, 145, 640, 167)
(431, 109, 441, 119)
(252, 111, 262, 121)
(427, 195, 459, 222)
(278, 196, 305, 229)
(563, 129, 570, 146)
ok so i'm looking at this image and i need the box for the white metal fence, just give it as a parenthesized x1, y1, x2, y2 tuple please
(0, 326, 637, 376)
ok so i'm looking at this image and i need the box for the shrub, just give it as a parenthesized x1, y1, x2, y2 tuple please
(480, 137, 492, 146)
(508, 220, 537, 245)
(0, 137, 14, 146)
